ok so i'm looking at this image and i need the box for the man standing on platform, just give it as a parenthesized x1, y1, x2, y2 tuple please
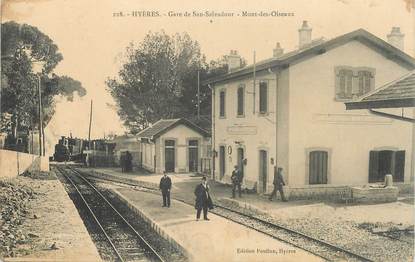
(159, 171, 172, 207)
(231, 165, 243, 198)
(194, 176, 213, 221)
(269, 167, 288, 202)
(125, 151, 133, 172)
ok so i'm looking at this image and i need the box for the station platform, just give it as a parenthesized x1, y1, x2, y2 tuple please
(2, 171, 101, 262)
(79, 167, 415, 227)
(113, 187, 322, 262)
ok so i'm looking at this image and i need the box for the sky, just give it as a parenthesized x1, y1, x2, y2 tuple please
(2, 0, 414, 154)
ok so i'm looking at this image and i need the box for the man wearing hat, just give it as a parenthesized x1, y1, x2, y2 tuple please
(231, 165, 243, 198)
(269, 166, 288, 202)
(194, 176, 213, 220)
(159, 171, 172, 207)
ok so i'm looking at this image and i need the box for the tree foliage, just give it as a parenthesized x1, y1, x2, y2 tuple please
(107, 31, 233, 133)
(1, 21, 86, 138)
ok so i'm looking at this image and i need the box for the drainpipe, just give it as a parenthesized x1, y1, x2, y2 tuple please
(412, 108, 415, 182)
(268, 67, 279, 183)
(209, 84, 216, 180)
(253, 51, 256, 114)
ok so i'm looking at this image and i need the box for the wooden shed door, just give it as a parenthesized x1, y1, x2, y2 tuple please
(309, 151, 328, 184)
(394, 151, 405, 182)
(369, 150, 405, 182)
(237, 148, 244, 178)
(259, 150, 268, 193)
(165, 140, 175, 172)
(188, 140, 198, 172)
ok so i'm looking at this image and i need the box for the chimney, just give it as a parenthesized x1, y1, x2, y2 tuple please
(273, 42, 284, 57)
(226, 50, 241, 72)
(298, 20, 312, 48)
(387, 27, 404, 51)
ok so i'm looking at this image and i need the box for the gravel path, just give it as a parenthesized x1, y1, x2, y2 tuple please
(0, 171, 101, 261)
(217, 198, 414, 262)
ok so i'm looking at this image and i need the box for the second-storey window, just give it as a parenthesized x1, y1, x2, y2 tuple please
(219, 90, 226, 117)
(335, 67, 375, 100)
(237, 85, 244, 116)
(338, 69, 353, 99)
(259, 81, 268, 113)
(358, 71, 373, 96)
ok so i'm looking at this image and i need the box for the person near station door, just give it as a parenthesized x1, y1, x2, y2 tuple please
(159, 171, 172, 207)
(125, 151, 133, 172)
(120, 152, 126, 172)
(231, 165, 243, 198)
(194, 176, 213, 221)
(269, 166, 288, 202)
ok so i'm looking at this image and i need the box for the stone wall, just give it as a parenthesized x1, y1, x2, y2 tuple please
(0, 149, 49, 178)
(285, 185, 351, 201)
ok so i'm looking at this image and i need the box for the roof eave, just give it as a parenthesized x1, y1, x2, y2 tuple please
(203, 29, 415, 86)
(345, 98, 415, 110)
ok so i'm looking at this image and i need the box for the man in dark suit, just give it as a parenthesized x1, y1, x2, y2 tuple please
(194, 176, 213, 221)
(159, 171, 172, 207)
(125, 151, 133, 172)
(231, 165, 243, 198)
(269, 167, 288, 202)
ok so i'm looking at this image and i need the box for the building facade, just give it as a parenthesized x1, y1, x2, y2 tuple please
(137, 118, 211, 174)
(208, 23, 415, 194)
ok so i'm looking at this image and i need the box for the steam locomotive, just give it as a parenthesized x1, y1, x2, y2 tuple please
(53, 136, 86, 162)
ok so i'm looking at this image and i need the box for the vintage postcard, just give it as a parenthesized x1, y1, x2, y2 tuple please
(1, 0, 414, 261)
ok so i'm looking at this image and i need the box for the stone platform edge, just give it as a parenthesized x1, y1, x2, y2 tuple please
(76, 168, 159, 189)
(111, 189, 191, 261)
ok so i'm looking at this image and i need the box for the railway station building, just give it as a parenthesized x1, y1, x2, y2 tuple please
(205, 21, 415, 196)
(137, 118, 211, 174)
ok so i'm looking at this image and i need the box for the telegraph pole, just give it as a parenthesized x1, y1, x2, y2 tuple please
(88, 100, 93, 149)
(37, 74, 43, 156)
(253, 50, 256, 114)
(197, 70, 200, 119)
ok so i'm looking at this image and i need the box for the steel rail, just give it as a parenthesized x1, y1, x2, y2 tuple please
(60, 166, 165, 262)
(56, 167, 124, 262)
(213, 203, 374, 262)
(69, 167, 165, 262)
(74, 168, 374, 262)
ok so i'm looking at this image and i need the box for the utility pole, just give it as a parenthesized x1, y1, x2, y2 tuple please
(253, 50, 256, 114)
(197, 70, 200, 119)
(88, 100, 93, 149)
(37, 74, 43, 156)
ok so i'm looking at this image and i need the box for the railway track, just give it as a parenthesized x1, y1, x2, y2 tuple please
(212, 204, 373, 262)
(73, 168, 375, 262)
(56, 166, 165, 262)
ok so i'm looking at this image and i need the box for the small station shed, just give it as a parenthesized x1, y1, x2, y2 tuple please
(137, 118, 211, 174)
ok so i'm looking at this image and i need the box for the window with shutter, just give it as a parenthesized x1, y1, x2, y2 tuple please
(237, 85, 244, 116)
(309, 151, 328, 184)
(335, 67, 375, 100)
(259, 81, 268, 113)
(338, 69, 353, 99)
(358, 71, 373, 96)
(219, 90, 226, 117)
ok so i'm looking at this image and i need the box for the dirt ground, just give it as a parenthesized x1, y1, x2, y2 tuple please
(0, 171, 101, 262)
(258, 198, 414, 225)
